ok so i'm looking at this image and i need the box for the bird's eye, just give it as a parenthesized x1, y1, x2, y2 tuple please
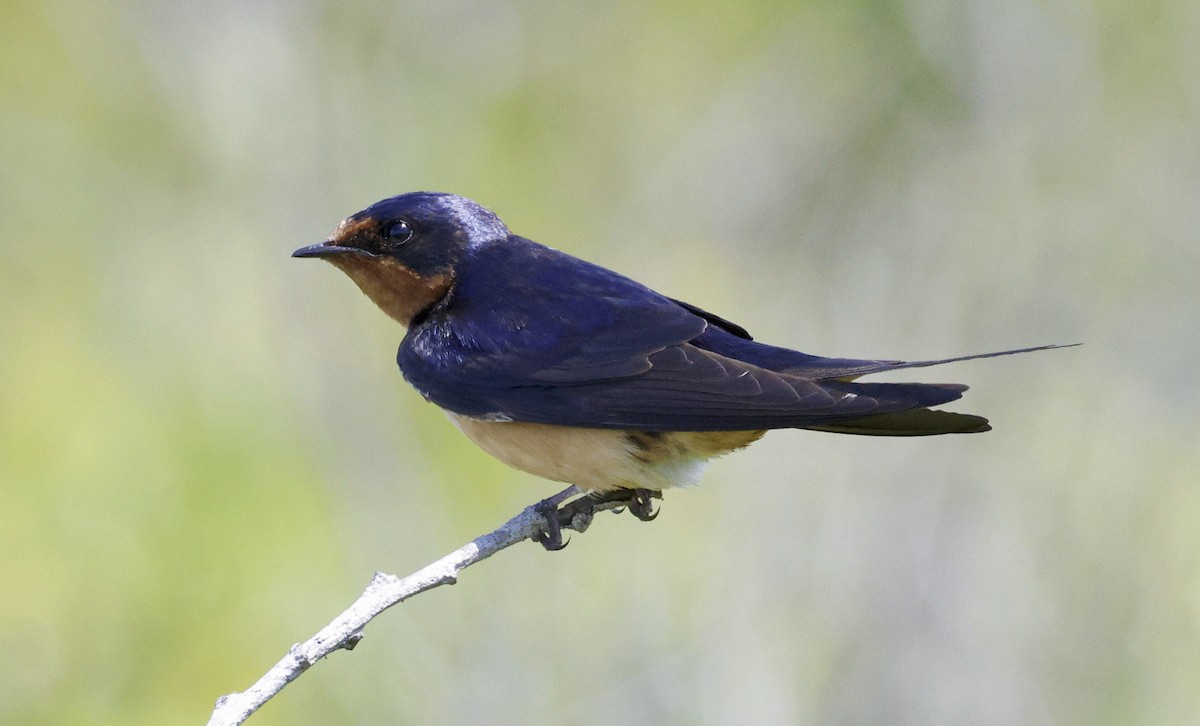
(383, 219, 413, 245)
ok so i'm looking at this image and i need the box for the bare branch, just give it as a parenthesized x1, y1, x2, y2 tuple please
(206, 491, 647, 725)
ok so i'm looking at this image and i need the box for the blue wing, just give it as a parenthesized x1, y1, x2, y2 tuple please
(398, 237, 990, 433)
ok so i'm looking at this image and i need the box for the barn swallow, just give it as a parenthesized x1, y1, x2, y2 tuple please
(294, 192, 1070, 548)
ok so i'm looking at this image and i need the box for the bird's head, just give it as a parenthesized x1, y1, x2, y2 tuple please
(293, 192, 509, 326)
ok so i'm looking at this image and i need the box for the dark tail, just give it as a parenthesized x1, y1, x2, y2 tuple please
(796, 344, 1078, 435)
(804, 379, 987, 435)
(805, 408, 990, 436)
(817, 343, 1079, 381)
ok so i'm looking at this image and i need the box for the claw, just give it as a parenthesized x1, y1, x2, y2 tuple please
(538, 528, 569, 551)
(584, 488, 662, 521)
(534, 498, 570, 551)
(533, 486, 661, 549)
(628, 488, 660, 521)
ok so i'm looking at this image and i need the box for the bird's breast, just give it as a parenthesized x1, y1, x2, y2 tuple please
(444, 412, 764, 493)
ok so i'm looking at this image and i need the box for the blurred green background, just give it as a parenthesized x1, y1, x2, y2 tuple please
(2, 0, 1198, 723)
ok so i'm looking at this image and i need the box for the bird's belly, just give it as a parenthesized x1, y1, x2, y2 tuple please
(444, 413, 764, 493)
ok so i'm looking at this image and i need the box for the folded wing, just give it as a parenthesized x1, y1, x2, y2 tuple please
(399, 242, 1001, 434)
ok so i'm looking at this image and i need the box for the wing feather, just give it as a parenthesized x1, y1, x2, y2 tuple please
(397, 237, 1005, 433)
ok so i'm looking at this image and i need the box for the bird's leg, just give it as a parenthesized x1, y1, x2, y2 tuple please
(534, 485, 581, 551)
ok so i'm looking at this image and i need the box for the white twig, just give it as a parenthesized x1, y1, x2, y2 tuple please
(206, 492, 633, 726)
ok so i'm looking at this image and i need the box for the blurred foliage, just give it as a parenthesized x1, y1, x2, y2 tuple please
(1, 0, 1198, 723)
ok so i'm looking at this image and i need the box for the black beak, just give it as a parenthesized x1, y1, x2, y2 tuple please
(292, 242, 377, 259)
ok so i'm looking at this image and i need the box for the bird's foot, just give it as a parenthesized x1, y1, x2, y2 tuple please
(586, 488, 662, 522)
(534, 485, 580, 551)
(535, 500, 568, 551)
(533, 487, 663, 551)
(626, 488, 661, 521)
